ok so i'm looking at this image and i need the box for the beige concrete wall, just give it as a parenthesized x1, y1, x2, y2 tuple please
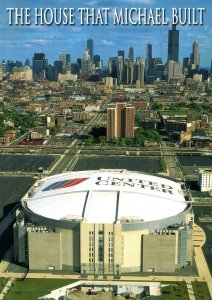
(142, 234, 177, 273)
(28, 232, 61, 270)
(58, 228, 73, 271)
(121, 230, 148, 273)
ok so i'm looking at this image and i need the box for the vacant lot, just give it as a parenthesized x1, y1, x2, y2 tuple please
(73, 156, 162, 173)
(0, 155, 56, 172)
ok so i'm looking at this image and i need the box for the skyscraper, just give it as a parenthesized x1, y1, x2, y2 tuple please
(128, 47, 134, 62)
(145, 42, 152, 72)
(135, 57, 145, 88)
(191, 41, 200, 69)
(107, 103, 135, 142)
(168, 25, 179, 62)
(32, 53, 47, 80)
(93, 55, 101, 68)
(81, 49, 92, 74)
(167, 60, 182, 82)
(59, 53, 71, 71)
(118, 50, 125, 60)
(87, 39, 94, 60)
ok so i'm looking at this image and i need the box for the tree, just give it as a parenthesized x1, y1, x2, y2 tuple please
(85, 135, 94, 145)
(99, 136, 106, 144)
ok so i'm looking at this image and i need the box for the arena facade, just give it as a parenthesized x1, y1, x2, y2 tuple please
(14, 170, 193, 274)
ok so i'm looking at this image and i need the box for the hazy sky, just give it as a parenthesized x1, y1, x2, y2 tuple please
(0, 0, 211, 67)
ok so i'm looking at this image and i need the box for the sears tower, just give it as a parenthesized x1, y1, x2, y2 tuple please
(168, 24, 179, 62)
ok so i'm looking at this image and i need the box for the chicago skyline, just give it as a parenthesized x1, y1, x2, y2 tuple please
(0, 0, 211, 67)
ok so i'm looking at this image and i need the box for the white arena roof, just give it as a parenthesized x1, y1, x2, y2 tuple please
(24, 170, 188, 223)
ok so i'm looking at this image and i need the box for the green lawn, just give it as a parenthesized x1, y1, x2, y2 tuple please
(192, 281, 211, 300)
(4, 278, 75, 300)
(0, 278, 8, 293)
(148, 282, 189, 299)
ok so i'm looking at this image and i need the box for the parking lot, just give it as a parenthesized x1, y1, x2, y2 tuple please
(0, 176, 35, 214)
(0, 155, 56, 172)
(177, 154, 212, 180)
(177, 154, 212, 167)
(73, 156, 162, 173)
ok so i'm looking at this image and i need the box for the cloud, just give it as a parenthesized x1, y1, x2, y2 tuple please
(71, 27, 82, 32)
(186, 32, 194, 37)
(100, 39, 113, 45)
(87, 1, 98, 6)
(31, 39, 49, 44)
(123, 0, 155, 4)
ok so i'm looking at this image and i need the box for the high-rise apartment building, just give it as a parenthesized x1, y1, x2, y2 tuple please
(168, 25, 179, 62)
(87, 39, 94, 60)
(107, 103, 135, 142)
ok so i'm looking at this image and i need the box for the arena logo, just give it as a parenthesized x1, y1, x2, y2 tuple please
(95, 176, 175, 194)
(42, 178, 88, 191)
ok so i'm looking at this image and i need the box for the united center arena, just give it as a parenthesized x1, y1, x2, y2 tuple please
(14, 170, 193, 274)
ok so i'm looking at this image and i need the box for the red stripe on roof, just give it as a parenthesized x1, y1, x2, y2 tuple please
(56, 178, 89, 189)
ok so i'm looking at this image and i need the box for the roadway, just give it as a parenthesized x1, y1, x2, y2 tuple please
(50, 96, 111, 175)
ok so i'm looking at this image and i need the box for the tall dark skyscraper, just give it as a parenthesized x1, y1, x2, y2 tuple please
(32, 53, 47, 80)
(87, 39, 94, 60)
(168, 25, 179, 62)
(128, 47, 134, 62)
(145, 42, 152, 71)
(93, 55, 101, 68)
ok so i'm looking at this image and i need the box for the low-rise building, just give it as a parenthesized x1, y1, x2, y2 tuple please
(198, 169, 212, 192)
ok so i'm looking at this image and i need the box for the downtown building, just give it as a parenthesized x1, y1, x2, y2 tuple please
(106, 103, 135, 142)
(14, 170, 193, 275)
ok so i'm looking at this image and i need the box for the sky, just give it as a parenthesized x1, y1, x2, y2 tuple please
(0, 0, 211, 68)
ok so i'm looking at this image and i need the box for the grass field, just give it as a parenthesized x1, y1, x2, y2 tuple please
(73, 156, 163, 173)
(0, 278, 7, 293)
(148, 282, 189, 299)
(0, 155, 57, 172)
(4, 278, 75, 300)
(192, 281, 211, 300)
